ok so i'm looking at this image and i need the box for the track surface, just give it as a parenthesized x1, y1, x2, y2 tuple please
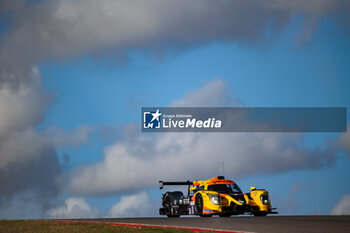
(80, 216, 350, 233)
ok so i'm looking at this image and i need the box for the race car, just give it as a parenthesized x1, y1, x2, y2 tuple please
(159, 176, 277, 217)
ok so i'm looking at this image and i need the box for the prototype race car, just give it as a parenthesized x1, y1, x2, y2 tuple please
(159, 176, 277, 217)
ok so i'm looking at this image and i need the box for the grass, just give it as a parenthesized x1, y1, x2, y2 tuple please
(0, 220, 197, 233)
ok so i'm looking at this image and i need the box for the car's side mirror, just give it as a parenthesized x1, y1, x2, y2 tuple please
(250, 186, 256, 191)
(189, 187, 197, 191)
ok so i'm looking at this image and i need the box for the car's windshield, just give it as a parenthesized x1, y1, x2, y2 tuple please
(207, 184, 242, 194)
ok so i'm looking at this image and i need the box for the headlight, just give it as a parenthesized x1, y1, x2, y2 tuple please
(260, 194, 269, 204)
(208, 194, 221, 205)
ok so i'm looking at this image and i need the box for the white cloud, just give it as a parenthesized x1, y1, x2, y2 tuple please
(0, 0, 26, 11)
(0, 67, 52, 170)
(0, 68, 61, 208)
(335, 126, 350, 155)
(44, 125, 94, 148)
(109, 192, 155, 217)
(48, 192, 156, 218)
(172, 78, 239, 107)
(68, 79, 336, 195)
(0, 67, 50, 169)
(1, 0, 349, 73)
(331, 194, 350, 215)
(0, 68, 48, 136)
(48, 197, 98, 219)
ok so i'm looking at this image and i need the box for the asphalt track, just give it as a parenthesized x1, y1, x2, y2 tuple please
(78, 216, 350, 233)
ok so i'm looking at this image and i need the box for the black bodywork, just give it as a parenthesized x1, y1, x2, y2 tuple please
(159, 191, 191, 217)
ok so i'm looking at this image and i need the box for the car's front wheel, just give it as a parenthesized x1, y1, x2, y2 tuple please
(195, 194, 203, 215)
(196, 194, 212, 217)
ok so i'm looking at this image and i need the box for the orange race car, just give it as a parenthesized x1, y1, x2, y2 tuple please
(159, 176, 277, 217)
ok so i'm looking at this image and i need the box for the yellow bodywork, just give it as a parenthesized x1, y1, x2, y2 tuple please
(191, 176, 273, 216)
(245, 189, 272, 213)
(194, 190, 222, 214)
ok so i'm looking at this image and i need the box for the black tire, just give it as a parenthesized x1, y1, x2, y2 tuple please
(195, 194, 204, 215)
(196, 194, 212, 217)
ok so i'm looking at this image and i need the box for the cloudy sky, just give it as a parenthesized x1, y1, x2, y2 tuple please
(0, 0, 349, 218)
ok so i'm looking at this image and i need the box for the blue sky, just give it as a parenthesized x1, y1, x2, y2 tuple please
(0, 0, 349, 218)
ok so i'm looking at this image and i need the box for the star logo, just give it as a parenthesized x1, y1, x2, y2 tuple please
(151, 109, 162, 122)
(143, 109, 162, 129)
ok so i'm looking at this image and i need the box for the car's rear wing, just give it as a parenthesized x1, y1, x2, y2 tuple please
(159, 181, 195, 197)
(159, 181, 193, 190)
